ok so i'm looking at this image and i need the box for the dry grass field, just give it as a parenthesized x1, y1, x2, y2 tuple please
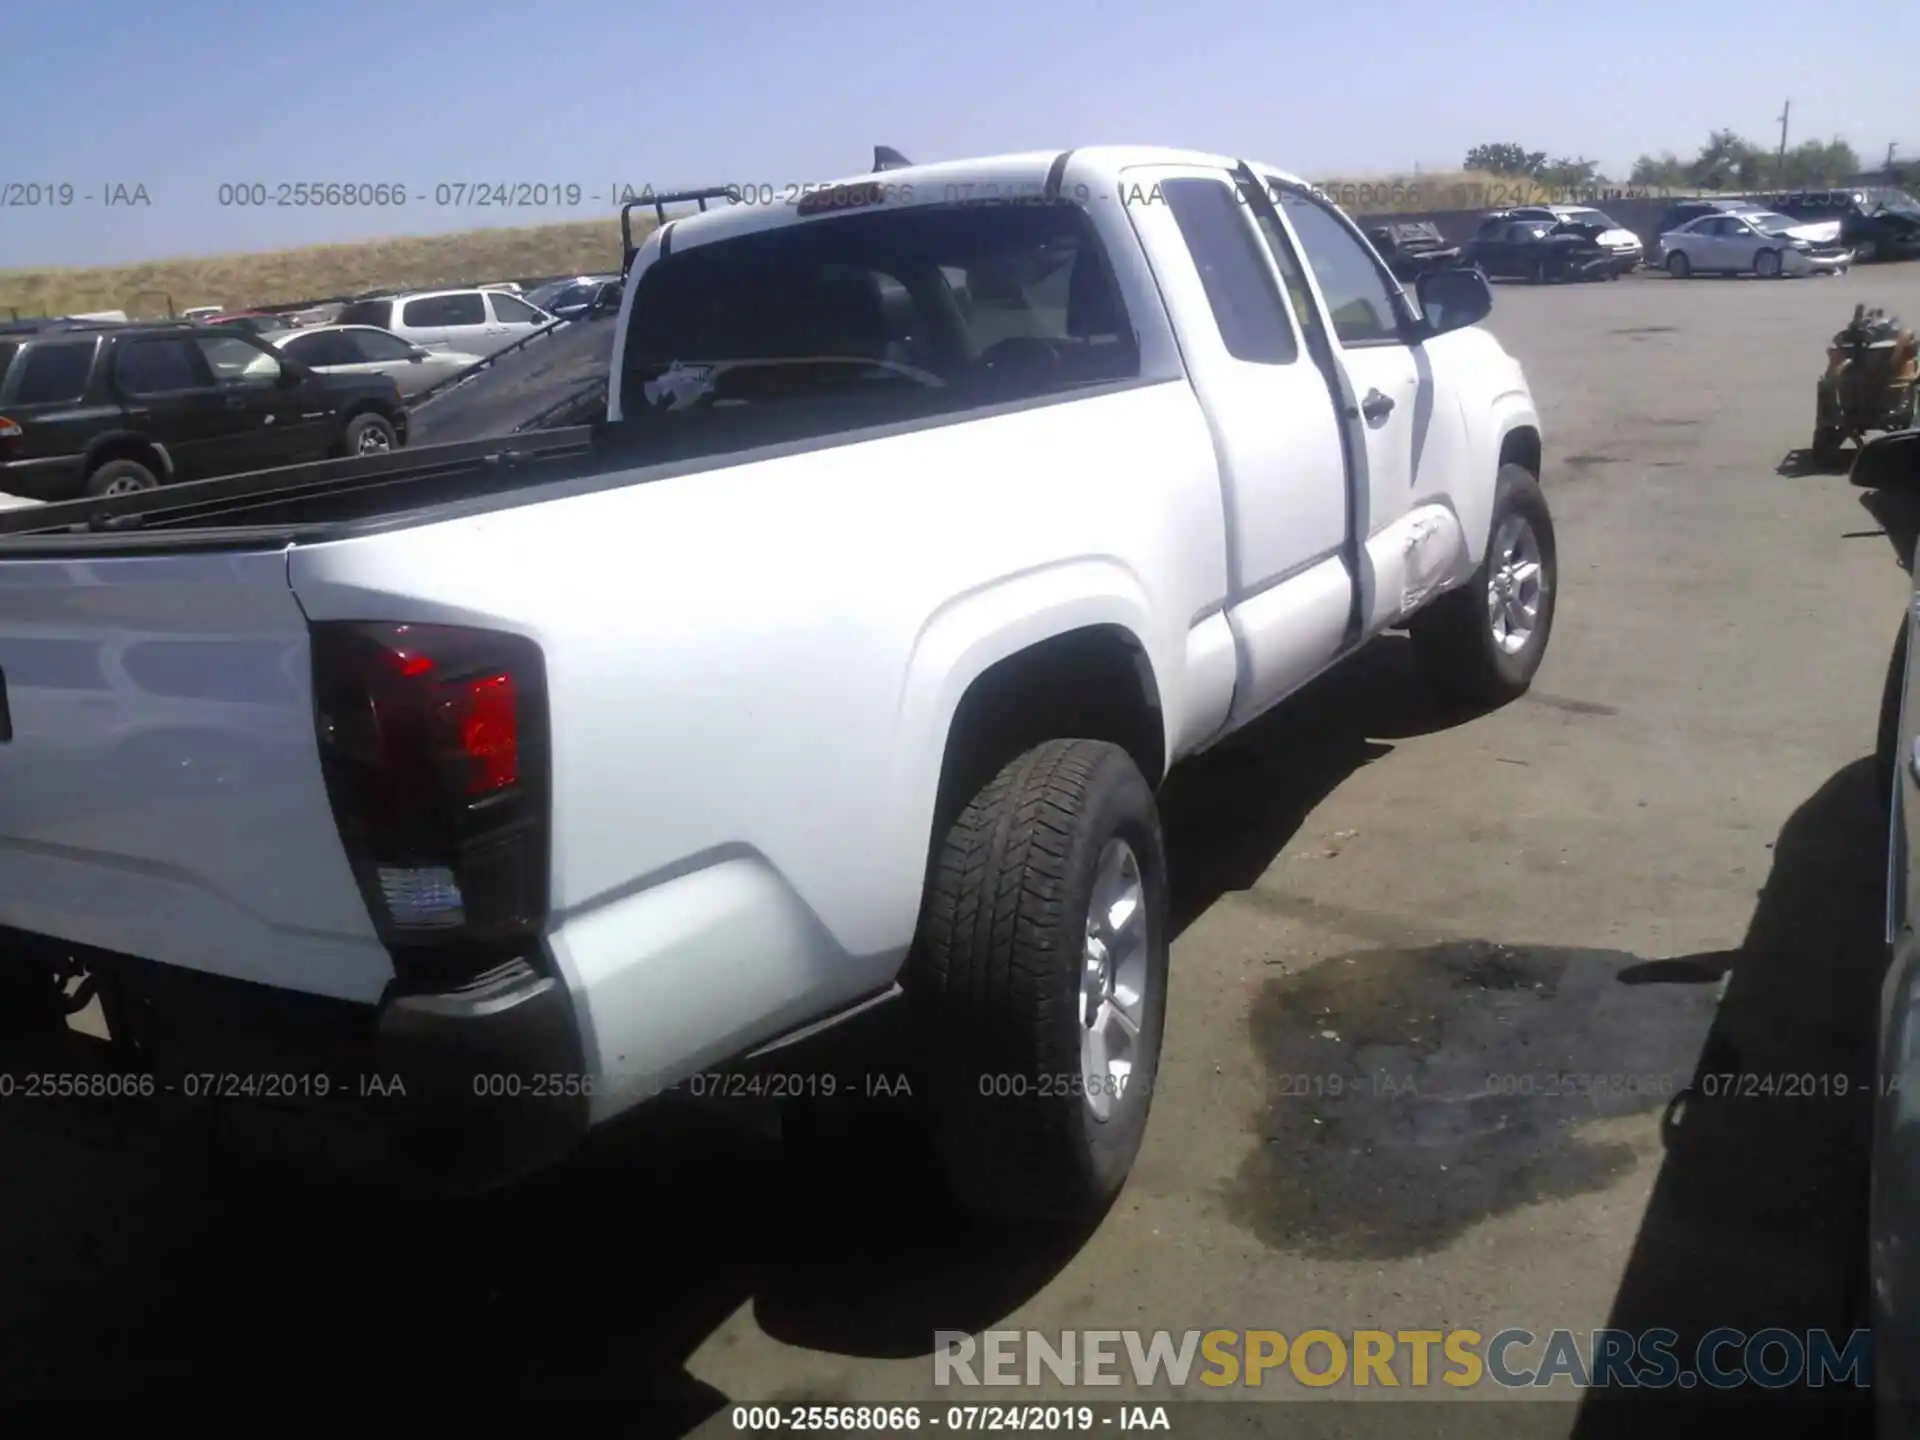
(0, 215, 651, 321)
(0, 170, 1678, 320)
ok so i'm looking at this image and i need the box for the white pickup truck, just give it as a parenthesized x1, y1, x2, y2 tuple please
(0, 146, 1551, 1220)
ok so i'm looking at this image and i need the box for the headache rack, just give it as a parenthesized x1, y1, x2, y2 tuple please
(618, 145, 915, 273)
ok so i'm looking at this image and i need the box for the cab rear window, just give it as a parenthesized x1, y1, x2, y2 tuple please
(618, 200, 1138, 438)
(0, 342, 18, 393)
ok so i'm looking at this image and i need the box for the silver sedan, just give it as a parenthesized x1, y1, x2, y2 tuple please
(264, 323, 484, 398)
(1657, 210, 1852, 279)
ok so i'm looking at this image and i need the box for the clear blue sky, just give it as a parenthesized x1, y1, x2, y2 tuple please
(3, 0, 1912, 269)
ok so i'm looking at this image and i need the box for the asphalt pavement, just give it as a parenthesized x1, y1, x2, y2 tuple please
(1, 264, 1917, 1437)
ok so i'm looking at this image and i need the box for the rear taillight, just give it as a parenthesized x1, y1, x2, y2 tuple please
(310, 621, 550, 986)
(0, 417, 21, 439)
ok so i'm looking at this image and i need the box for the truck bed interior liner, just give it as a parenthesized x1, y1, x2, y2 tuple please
(0, 376, 1160, 556)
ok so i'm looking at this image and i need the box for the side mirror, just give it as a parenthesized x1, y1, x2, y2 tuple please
(1414, 266, 1493, 337)
(407, 346, 430, 361)
(1853, 429, 1920, 491)
(275, 362, 305, 388)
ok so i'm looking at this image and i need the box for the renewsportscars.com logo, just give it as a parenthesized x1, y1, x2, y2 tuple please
(932, 1328, 1872, 1392)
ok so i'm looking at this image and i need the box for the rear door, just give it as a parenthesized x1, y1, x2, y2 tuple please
(110, 336, 235, 480)
(1125, 164, 1356, 719)
(397, 294, 460, 352)
(418, 292, 498, 355)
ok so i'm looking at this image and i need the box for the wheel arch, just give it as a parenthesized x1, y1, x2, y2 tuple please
(83, 431, 171, 481)
(899, 573, 1172, 910)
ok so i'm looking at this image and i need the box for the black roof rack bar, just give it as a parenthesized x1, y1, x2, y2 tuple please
(621, 187, 739, 273)
(616, 149, 918, 272)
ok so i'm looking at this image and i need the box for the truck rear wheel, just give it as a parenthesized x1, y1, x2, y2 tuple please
(908, 738, 1170, 1226)
(1408, 464, 1558, 708)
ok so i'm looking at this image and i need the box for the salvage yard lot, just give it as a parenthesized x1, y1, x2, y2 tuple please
(3, 266, 1918, 1435)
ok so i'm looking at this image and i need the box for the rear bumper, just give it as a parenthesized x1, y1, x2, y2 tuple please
(0, 935, 590, 1192)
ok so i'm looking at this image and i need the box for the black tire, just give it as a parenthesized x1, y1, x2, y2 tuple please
(1408, 464, 1558, 709)
(83, 457, 159, 498)
(1755, 248, 1782, 279)
(907, 738, 1170, 1226)
(1667, 251, 1691, 279)
(341, 412, 397, 456)
(1812, 426, 1846, 468)
(1529, 256, 1549, 284)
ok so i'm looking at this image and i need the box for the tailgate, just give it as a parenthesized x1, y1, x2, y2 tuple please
(0, 548, 391, 1002)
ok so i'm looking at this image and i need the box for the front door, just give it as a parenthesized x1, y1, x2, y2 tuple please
(1265, 184, 1424, 554)
(191, 333, 325, 470)
(1124, 164, 1357, 721)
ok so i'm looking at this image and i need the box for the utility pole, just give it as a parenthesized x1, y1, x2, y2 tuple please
(1889, 142, 1899, 179)
(1775, 99, 1791, 185)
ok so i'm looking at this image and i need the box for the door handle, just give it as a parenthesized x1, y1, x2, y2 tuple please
(1360, 388, 1395, 422)
(224, 395, 247, 409)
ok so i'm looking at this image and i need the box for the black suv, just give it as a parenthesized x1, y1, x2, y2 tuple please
(1758, 188, 1920, 263)
(0, 319, 409, 501)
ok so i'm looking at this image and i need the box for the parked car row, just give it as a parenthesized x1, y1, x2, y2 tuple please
(1368, 186, 1920, 290)
(0, 317, 411, 500)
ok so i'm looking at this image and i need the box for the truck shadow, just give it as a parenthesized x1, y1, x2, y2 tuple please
(1564, 755, 1885, 1436)
(1160, 633, 1482, 937)
(0, 634, 1481, 1438)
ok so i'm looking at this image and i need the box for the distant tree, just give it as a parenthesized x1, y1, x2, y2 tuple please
(1629, 151, 1690, 188)
(1538, 156, 1601, 189)
(1687, 130, 1768, 191)
(1464, 143, 1547, 178)
(1775, 138, 1861, 187)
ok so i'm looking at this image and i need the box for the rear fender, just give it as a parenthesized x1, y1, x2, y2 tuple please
(891, 560, 1170, 897)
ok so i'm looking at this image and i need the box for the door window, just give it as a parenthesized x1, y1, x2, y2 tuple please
(402, 293, 486, 328)
(1157, 176, 1299, 364)
(281, 330, 358, 367)
(195, 334, 283, 384)
(1278, 190, 1407, 347)
(345, 328, 415, 362)
(488, 292, 545, 324)
(115, 339, 208, 394)
(10, 341, 97, 403)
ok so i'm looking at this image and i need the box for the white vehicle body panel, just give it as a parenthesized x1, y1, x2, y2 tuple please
(0, 144, 1544, 1132)
(0, 552, 390, 1002)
